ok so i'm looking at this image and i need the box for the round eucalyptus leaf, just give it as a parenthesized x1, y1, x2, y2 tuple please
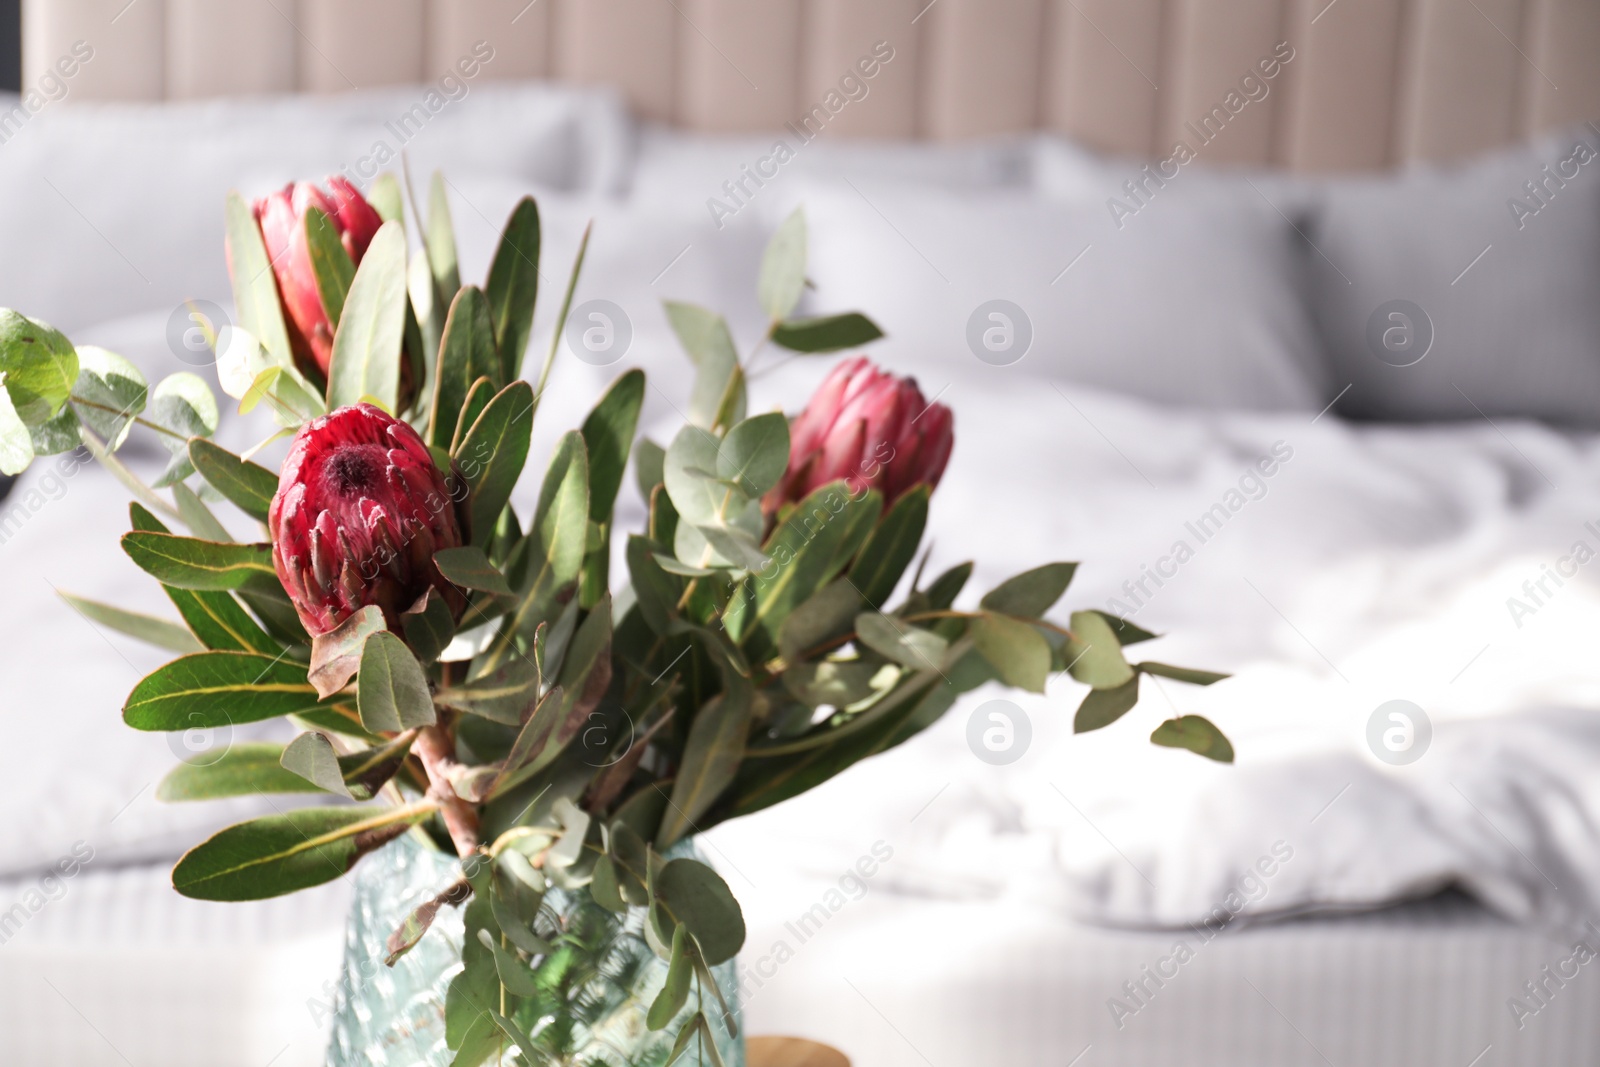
(651, 857, 746, 966)
(717, 412, 790, 497)
(73, 345, 148, 450)
(0, 309, 77, 426)
(664, 425, 727, 525)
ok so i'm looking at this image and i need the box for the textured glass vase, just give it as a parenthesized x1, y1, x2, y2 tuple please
(325, 830, 744, 1067)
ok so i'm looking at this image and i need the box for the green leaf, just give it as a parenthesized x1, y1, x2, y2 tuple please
(429, 287, 498, 450)
(1093, 611, 1160, 645)
(357, 630, 437, 733)
(121, 532, 277, 592)
(173, 588, 281, 653)
(1150, 714, 1234, 762)
(368, 174, 404, 226)
(426, 171, 462, 305)
(326, 220, 408, 412)
(0, 310, 77, 428)
(684, 932, 738, 1037)
(124, 651, 324, 731)
(664, 425, 726, 527)
(130, 504, 284, 654)
(0, 381, 32, 475)
(659, 671, 752, 849)
(156, 742, 322, 801)
(443, 657, 539, 726)
(782, 660, 881, 707)
(980, 563, 1078, 619)
(434, 545, 512, 597)
(971, 612, 1050, 693)
(636, 437, 666, 500)
(651, 858, 746, 966)
(148, 373, 219, 485)
(759, 206, 807, 320)
(849, 485, 929, 610)
(580, 369, 646, 607)
(482, 433, 589, 676)
(71, 345, 146, 449)
(486, 1010, 541, 1064)
(924, 562, 972, 611)
(485, 196, 540, 383)
(224, 192, 294, 372)
(188, 439, 278, 523)
(855, 612, 948, 670)
(771, 312, 885, 353)
(336, 729, 419, 800)
(718, 412, 790, 497)
(777, 578, 860, 663)
(648, 924, 693, 1029)
(664, 1015, 706, 1067)
(627, 535, 683, 637)
(173, 483, 232, 542)
(1138, 661, 1230, 686)
(58, 591, 201, 654)
(590, 854, 627, 913)
(451, 376, 494, 455)
(1074, 675, 1140, 733)
(304, 205, 356, 330)
(1064, 610, 1136, 688)
(216, 327, 325, 427)
(401, 589, 455, 666)
(728, 481, 866, 660)
(170, 802, 433, 901)
(665, 302, 740, 429)
(823, 487, 882, 583)
(456, 381, 534, 547)
(280, 730, 353, 798)
(476, 928, 540, 997)
(514, 597, 612, 773)
(27, 401, 78, 458)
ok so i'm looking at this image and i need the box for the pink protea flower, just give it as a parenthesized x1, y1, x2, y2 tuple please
(251, 176, 383, 384)
(764, 356, 954, 514)
(269, 403, 469, 638)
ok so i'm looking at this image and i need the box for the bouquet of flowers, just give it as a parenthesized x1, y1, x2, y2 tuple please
(0, 172, 1231, 1066)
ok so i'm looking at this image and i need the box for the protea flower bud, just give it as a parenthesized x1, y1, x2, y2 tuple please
(764, 356, 954, 514)
(252, 176, 383, 384)
(269, 403, 469, 639)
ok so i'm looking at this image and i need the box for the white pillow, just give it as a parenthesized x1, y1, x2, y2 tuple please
(1304, 127, 1600, 424)
(0, 82, 632, 334)
(769, 180, 1329, 412)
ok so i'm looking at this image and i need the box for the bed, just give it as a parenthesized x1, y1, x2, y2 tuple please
(5, 2, 1600, 1065)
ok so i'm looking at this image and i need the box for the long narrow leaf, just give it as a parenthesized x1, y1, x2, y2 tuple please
(326, 221, 408, 412)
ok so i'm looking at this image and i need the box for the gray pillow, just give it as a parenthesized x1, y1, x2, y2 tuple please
(1304, 128, 1600, 424)
(782, 179, 1331, 412)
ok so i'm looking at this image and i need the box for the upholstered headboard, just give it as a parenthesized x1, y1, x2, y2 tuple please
(21, 0, 1600, 171)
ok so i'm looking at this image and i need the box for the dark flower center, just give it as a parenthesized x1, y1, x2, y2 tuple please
(323, 445, 385, 497)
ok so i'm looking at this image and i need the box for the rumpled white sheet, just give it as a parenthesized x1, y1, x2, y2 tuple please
(709, 369, 1600, 934)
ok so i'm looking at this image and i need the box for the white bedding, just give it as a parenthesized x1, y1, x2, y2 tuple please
(707, 371, 1600, 935)
(2, 95, 1599, 1062)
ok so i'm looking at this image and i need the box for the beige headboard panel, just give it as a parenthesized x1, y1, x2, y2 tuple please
(21, 0, 1600, 171)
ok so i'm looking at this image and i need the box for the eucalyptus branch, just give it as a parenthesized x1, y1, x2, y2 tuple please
(76, 425, 181, 521)
(69, 395, 190, 443)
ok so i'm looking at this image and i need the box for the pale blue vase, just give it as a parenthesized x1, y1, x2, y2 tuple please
(325, 830, 744, 1066)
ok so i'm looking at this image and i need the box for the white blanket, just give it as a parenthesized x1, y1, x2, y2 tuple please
(709, 370, 1600, 935)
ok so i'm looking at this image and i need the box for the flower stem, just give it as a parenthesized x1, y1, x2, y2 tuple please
(414, 709, 480, 858)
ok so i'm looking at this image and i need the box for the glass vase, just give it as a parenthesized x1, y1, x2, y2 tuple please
(325, 829, 744, 1067)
